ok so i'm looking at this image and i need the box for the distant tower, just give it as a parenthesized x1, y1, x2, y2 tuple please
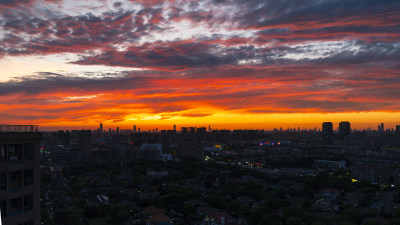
(133, 125, 136, 132)
(322, 122, 334, 144)
(381, 123, 384, 132)
(156, 128, 158, 133)
(339, 121, 351, 136)
(396, 125, 400, 135)
(138, 128, 140, 132)
(208, 125, 211, 132)
(100, 123, 103, 132)
(116, 127, 119, 132)
(173, 124, 176, 131)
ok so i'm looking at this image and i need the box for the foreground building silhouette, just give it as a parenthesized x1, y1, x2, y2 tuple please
(0, 125, 42, 225)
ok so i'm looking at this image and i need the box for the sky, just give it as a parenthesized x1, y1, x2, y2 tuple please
(0, 0, 400, 131)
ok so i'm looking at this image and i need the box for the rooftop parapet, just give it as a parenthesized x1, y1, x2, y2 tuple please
(0, 125, 39, 132)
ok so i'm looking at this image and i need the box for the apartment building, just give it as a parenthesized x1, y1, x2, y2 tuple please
(0, 125, 42, 225)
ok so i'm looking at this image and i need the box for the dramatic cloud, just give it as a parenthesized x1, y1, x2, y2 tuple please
(0, 0, 399, 128)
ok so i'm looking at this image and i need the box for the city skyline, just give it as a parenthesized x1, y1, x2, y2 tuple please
(1, 0, 400, 129)
(35, 120, 400, 132)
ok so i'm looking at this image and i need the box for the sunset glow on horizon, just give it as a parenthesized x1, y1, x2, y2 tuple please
(1, 0, 400, 130)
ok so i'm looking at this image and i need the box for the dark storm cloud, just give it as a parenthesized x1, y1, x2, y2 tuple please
(0, 10, 144, 55)
(73, 42, 240, 70)
(0, 0, 34, 7)
(0, 72, 154, 95)
(218, 0, 400, 29)
(72, 39, 400, 72)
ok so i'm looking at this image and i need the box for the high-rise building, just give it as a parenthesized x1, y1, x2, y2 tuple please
(181, 127, 188, 134)
(99, 123, 103, 132)
(173, 125, 176, 131)
(0, 125, 42, 225)
(396, 125, 400, 135)
(339, 121, 351, 136)
(133, 125, 136, 132)
(197, 127, 206, 134)
(322, 122, 334, 144)
(70, 130, 91, 160)
(189, 127, 196, 134)
(381, 123, 384, 132)
(322, 122, 333, 133)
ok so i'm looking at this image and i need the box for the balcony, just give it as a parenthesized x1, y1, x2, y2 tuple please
(8, 158, 22, 165)
(8, 186, 23, 193)
(8, 209, 23, 217)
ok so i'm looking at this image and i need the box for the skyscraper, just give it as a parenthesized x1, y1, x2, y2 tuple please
(339, 121, 351, 136)
(173, 125, 176, 131)
(133, 125, 136, 132)
(197, 127, 207, 134)
(189, 127, 196, 133)
(99, 123, 103, 132)
(322, 122, 334, 144)
(396, 125, 400, 135)
(0, 125, 42, 225)
(181, 127, 188, 134)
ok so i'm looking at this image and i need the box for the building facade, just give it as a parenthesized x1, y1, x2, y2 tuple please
(339, 121, 351, 136)
(0, 125, 42, 225)
(322, 122, 334, 144)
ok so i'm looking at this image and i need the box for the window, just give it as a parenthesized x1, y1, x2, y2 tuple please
(9, 171, 22, 192)
(0, 200, 6, 218)
(24, 170, 34, 186)
(0, 173, 6, 190)
(9, 197, 23, 217)
(24, 195, 33, 212)
(8, 144, 22, 164)
(24, 143, 34, 160)
(0, 145, 6, 162)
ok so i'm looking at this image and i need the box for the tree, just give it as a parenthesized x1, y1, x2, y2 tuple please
(227, 200, 241, 215)
(340, 220, 357, 225)
(282, 206, 305, 219)
(389, 218, 400, 225)
(343, 208, 363, 224)
(363, 221, 381, 225)
(311, 221, 326, 225)
(116, 210, 130, 223)
(68, 212, 82, 225)
(287, 216, 306, 225)
(248, 208, 263, 225)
